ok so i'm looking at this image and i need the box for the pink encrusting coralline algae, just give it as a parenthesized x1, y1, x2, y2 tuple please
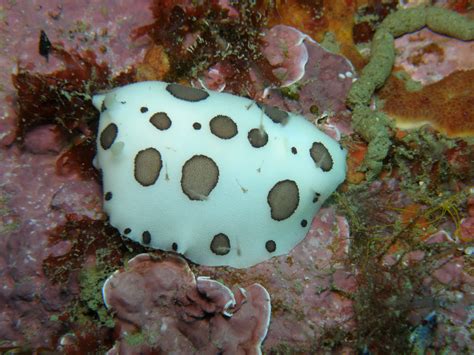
(1, 1, 473, 353)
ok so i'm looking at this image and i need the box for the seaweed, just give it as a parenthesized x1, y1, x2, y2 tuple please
(43, 218, 125, 284)
(347, 5, 474, 181)
(334, 166, 470, 352)
(134, 1, 278, 93)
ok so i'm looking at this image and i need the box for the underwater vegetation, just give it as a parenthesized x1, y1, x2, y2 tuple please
(0, 0, 473, 353)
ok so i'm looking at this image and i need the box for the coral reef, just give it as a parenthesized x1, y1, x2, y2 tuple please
(0, 1, 473, 353)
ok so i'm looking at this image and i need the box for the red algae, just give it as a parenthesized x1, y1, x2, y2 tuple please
(135, 1, 275, 93)
(12, 45, 137, 148)
(379, 70, 474, 137)
(13, 48, 111, 141)
(12, 46, 136, 180)
(352, 0, 399, 44)
(43, 218, 123, 284)
(56, 138, 99, 181)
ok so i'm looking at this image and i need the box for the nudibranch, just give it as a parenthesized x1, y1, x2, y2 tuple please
(93, 81, 346, 268)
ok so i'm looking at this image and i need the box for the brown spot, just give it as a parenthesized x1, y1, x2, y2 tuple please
(408, 43, 444, 67)
(291, 147, 297, 154)
(193, 122, 201, 130)
(309, 142, 333, 172)
(124, 228, 131, 234)
(301, 219, 308, 227)
(150, 112, 172, 130)
(258, 103, 289, 124)
(209, 115, 238, 139)
(100, 100, 107, 112)
(353, 21, 375, 44)
(310, 105, 319, 115)
(210, 233, 230, 255)
(100, 123, 118, 150)
(172, 242, 178, 251)
(166, 83, 209, 102)
(313, 192, 321, 203)
(140, 107, 148, 113)
(104, 192, 112, 201)
(265, 240, 276, 253)
(134, 148, 162, 186)
(248, 128, 268, 148)
(181, 155, 219, 200)
(142, 231, 151, 244)
(267, 179, 299, 221)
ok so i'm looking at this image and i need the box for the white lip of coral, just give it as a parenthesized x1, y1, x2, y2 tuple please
(251, 284, 271, 354)
(196, 276, 236, 317)
(195, 77, 225, 93)
(261, 25, 356, 99)
(102, 269, 120, 309)
(263, 25, 309, 90)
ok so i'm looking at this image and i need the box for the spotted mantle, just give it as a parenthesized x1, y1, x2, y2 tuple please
(93, 81, 346, 268)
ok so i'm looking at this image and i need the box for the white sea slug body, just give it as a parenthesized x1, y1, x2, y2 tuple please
(93, 81, 346, 268)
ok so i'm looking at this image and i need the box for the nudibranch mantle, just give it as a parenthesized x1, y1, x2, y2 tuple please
(93, 81, 346, 268)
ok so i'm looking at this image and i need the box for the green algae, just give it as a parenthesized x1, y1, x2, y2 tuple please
(351, 105, 393, 180)
(124, 332, 148, 346)
(393, 129, 457, 194)
(347, 29, 395, 108)
(62, 248, 117, 329)
(426, 7, 474, 41)
(78, 264, 115, 328)
(280, 82, 301, 100)
(334, 185, 464, 352)
(0, 194, 20, 235)
(319, 327, 350, 351)
(347, 5, 474, 181)
(378, 6, 474, 42)
(379, 6, 427, 37)
(393, 71, 423, 92)
(332, 117, 473, 350)
(293, 280, 304, 295)
(269, 341, 310, 354)
(320, 32, 341, 54)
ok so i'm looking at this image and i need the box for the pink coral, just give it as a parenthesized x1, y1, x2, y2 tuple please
(261, 25, 309, 87)
(260, 25, 355, 138)
(102, 254, 271, 354)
